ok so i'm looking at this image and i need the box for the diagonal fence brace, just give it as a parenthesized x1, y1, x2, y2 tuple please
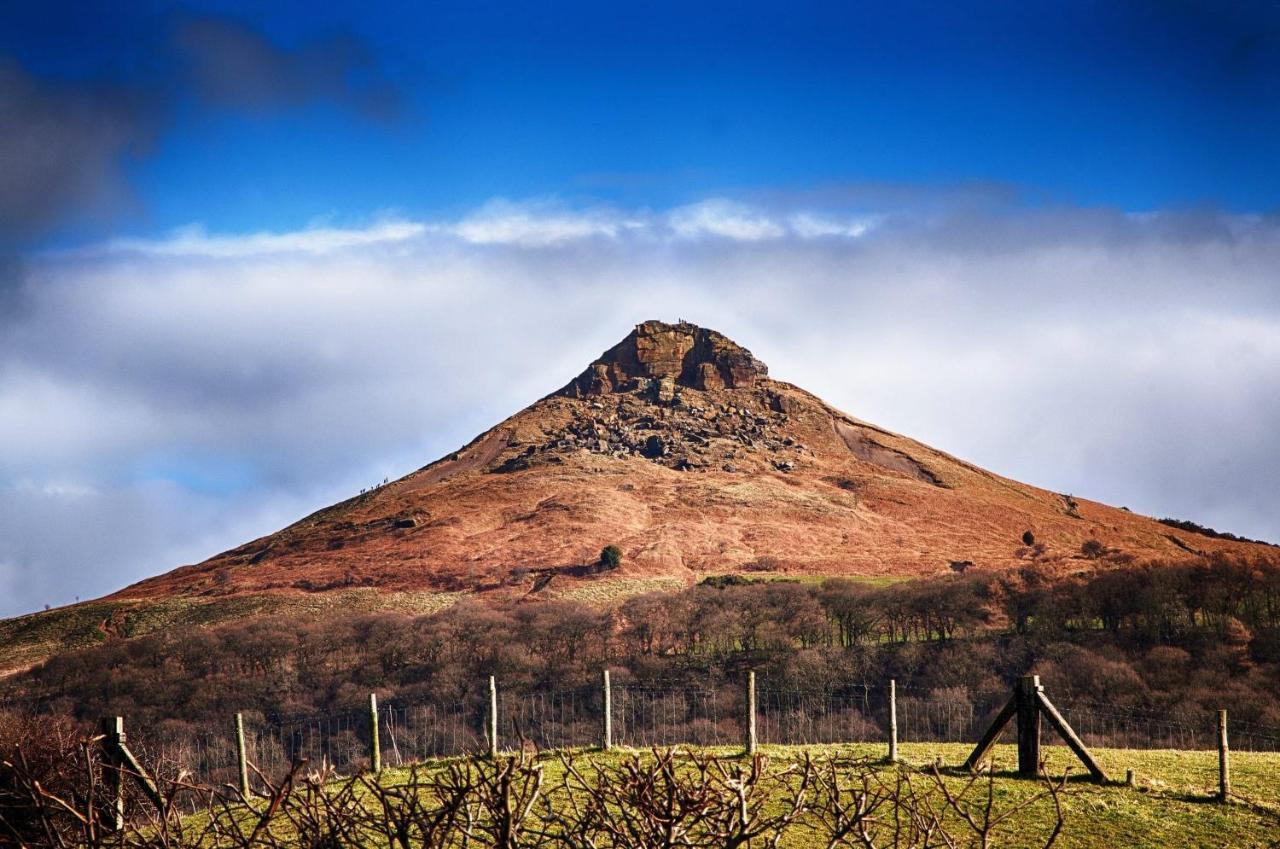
(962, 675, 1107, 783)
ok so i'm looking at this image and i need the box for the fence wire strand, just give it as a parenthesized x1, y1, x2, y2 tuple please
(125, 680, 1280, 787)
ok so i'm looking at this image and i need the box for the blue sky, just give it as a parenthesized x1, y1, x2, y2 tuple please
(2, 0, 1277, 248)
(1, 1, 1279, 616)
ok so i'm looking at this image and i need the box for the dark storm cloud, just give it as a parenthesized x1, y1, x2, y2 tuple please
(0, 60, 160, 245)
(0, 12, 403, 251)
(175, 16, 403, 122)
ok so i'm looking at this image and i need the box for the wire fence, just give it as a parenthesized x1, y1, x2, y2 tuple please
(126, 678, 1280, 789)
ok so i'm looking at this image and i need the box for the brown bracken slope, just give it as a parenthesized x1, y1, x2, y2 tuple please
(114, 319, 1274, 601)
(2, 320, 1273, 676)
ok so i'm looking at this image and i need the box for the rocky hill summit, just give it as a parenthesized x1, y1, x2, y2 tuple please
(498, 321, 801, 474)
(561, 320, 769, 397)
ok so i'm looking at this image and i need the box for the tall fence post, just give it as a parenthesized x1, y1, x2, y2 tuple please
(888, 679, 898, 763)
(368, 693, 381, 774)
(745, 671, 758, 755)
(602, 669, 613, 750)
(99, 716, 125, 831)
(489, 676, 500, 758)
(1218, 710, 1230, 803)
(1016, 675, 1042, 777)
(234, 712, 250, 797)
(97, 715, 164, 814)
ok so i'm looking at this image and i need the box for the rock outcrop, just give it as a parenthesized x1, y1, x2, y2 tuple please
(559, 320, 768, 398)
(499, 376, 808, 474)
(480, 321, 795, 474)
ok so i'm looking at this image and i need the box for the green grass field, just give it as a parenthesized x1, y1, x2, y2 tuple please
(364, 742, 1280, 848)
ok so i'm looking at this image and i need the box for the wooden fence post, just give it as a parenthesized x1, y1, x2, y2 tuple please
(1016, 675, 1042, 777)
(745, 671, 758, 756)
(888, 679, 898, 763)
(1218, 710, 1230, 803)
(602, 669, 613, 750)
(234, 712, 250, 797)
(369, 693, 381, 774)
(96, 714, 164, 820)
(99, 716, 125, 832)
(488, 676, 499, 758)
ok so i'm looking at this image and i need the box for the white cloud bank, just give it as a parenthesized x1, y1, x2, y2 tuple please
(91, 199, 880, 258)
(3, 197, 1279, 616)
(104, 220, 430, 257)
